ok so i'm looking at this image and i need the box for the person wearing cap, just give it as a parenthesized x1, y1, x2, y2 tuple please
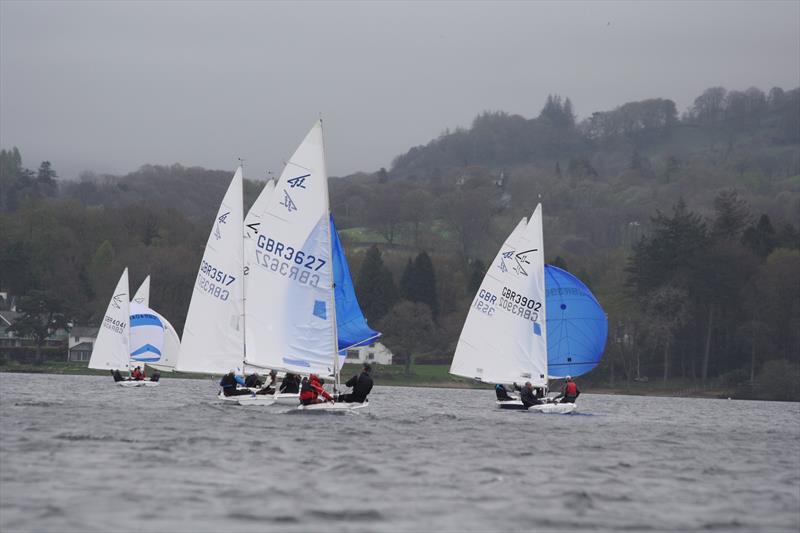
(299, 374, 332, 405)
(559, 376, 580, 403)
(219, 370, 250, 397)
(336, 363, 374, 403)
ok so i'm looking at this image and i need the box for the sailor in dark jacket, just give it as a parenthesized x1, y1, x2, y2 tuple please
(519, 382, 541, 408)
(337, 363, 373, 403)
(219, 370, 251, 396)
(280, 373, 300, 393)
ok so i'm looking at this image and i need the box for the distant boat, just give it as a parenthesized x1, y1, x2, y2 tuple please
(449, 204, 606, 413)
(242, 120, 378, 411)
(87, 268, 158, 387)
(128, 275, 181, 373)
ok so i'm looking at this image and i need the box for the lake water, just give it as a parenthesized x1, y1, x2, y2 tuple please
(1, 373, 798, 532)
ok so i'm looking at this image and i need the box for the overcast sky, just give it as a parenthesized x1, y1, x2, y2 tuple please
(1, 0, 798, 180)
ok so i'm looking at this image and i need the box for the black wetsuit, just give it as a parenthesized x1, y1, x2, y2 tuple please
(519, 387, 541, 408)
(495, 384, 513, 401)
(219, 373, 250, 396)
(280, 375, 300, 394)
(111, 370, 124, 382)
(338, 372, 373, 403)
(244, 374, 262, 388)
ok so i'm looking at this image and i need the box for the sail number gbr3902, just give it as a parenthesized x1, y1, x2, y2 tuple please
(473, 287, 542, 322)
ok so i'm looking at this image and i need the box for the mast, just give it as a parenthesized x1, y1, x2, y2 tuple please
(238, 158, 246, 374)
(320, 118, 341, 394)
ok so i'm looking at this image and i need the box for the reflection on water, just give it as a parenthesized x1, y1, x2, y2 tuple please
(1, 373, 798, 532)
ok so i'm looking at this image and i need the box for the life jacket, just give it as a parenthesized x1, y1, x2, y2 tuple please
(299, 378, 317, 401)
(565, 381, 578, 396)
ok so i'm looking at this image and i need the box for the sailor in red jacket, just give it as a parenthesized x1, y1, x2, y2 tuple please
(560, 376, 580, 404)
(299, 374, 333, 406)
(131, 366, 145, 381)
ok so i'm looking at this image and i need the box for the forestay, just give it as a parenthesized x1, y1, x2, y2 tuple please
(88, 268, 131, 371)
(545, 265, 607, 378)
(450, 204, 548, 387)
(175, 168, 245, 374)
(244, 121, 339, 377)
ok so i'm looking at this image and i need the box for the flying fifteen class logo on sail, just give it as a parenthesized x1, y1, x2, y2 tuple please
(498, 247, 537, 276)
(280, 173, 310, 213)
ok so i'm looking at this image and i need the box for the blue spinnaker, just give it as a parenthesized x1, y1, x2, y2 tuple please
(331, 216, 381, 352)
(545, 265, 607, 378)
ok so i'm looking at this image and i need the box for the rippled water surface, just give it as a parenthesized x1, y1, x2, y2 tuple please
(1, 373, 798, 532)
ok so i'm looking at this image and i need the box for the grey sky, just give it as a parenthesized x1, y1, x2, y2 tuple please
(1, 0, 798, 180)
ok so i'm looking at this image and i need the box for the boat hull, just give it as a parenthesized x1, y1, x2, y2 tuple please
(496, 399, 577, 414)
(117, 380, 159, 388)
(295, 400, 368, 412)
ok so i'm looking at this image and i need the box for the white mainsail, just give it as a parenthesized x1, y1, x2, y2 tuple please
(88, 268, 131, 371)
(132, 276, 150, 306)
(175, 168, 245, 374)
(244, 120, 339, 377)
(449, 204, 548, 387)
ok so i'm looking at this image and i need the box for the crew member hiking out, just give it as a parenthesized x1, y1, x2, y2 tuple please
(559, 376, 580, 404)
(337, 363, 373, 403)
(280, 373, 301, 393)
(495, 383, 513, 401)
(299, 374, 332, 405)
(518, 382, 541, 408)
(219, 370, 251, 397)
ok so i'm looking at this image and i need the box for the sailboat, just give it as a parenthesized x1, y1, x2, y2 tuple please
(129, 275, 182, 373)
(450, 204, 596, 413)
(88, 268, 158, 387)
(243, 120, 378, 411)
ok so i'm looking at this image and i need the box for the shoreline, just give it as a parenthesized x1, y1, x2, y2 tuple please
(1, 363, 787, 401)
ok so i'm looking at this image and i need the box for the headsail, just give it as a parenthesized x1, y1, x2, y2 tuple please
(545, 265, 607, 378)
(88, 268, 131, 371)
(450, 206, 548, 387)
(331, 215, 380, 352)
(175, 167, 245, 374)
(147, 310, 181, 372)
(244, 121, 338, 377)
(132, 276, 150, 306)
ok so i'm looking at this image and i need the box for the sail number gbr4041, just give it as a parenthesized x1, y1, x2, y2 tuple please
(254, 235, 326, 288)
(473, 287, 542, 322)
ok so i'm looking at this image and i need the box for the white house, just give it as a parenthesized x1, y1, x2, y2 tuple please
(345, 341, 393, 365)
(67, 326, 98, 362)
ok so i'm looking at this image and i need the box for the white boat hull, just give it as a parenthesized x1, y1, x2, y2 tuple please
(295, 401, 369, 412)
(529, 402, 576, 414)
(117, 380, 159, 388)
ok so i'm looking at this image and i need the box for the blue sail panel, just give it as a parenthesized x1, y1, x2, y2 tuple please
(331, 216, 381, 352)
(545, 265, 608, 378)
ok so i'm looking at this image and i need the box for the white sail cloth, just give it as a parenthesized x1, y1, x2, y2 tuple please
(450, 204, 548, 386)
(88, 268, 131, 371)
(175, 168, 245, 374)
(244, 121, 339, 377)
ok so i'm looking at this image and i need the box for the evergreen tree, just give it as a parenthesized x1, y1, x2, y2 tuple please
(355, 245, 397, 322)
(405, 251, 439, 319)
(711, 189, 751, 241)
(399, 258, 414, 300)
(467, 259, 486, 294)
(742, 214, 776, 259)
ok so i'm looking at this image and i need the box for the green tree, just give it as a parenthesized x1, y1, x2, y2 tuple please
(742, 214, 776, 259)
(400, 251, 439, 319)
(355, 245, 398, 322)
(378, 301, 437, 376)
(11, 290, 71, 363)
(711, 189, 751, 241)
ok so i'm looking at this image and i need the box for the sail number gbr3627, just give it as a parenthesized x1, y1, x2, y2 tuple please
(254, 235, 326, 288)
(473, 287, 541, 322)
